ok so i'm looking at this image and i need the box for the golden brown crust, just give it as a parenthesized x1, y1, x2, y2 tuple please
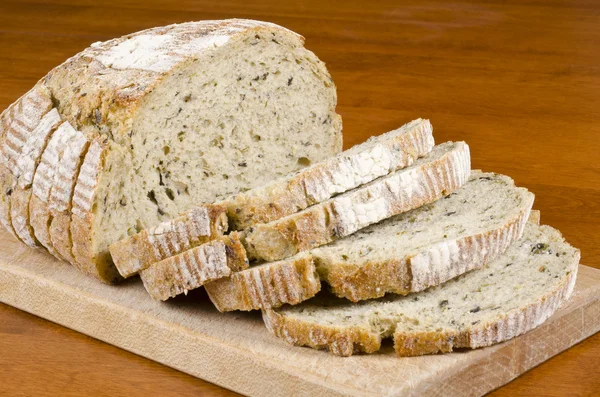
(30, 194, 64, 259)
(139, 232, 249, 301)
(205, 254, 321, 312)
(0, 165, 18, 239)
(109, 204, 228, 278)
(262, 309, 382, 357)
(10, 188, 37, 246)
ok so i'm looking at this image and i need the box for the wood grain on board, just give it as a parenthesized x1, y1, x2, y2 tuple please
(0, 0, 599, 395)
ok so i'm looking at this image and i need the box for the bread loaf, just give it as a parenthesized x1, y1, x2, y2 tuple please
(0, 20, 342, 282)
(263, 220, 579, 357)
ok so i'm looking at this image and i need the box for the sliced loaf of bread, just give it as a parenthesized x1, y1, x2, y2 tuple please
(0, 20, 343, 282)
(244, 141, 471, 262)
(139, 232, 248, 300)
(109, 204, 228, 278)
(263, 220, 580, 357)
(224, 118, 434, 230)
(205, 171, 533, 311)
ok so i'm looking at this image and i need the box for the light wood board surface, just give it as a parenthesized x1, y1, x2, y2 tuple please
(0, 229, 598, 397)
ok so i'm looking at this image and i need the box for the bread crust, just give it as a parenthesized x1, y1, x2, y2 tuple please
(139, 232, 249, 301)
(225, 119, 434, 230)
(205, 254, 321, 312)
(245, 142, 471, 262)
(109, 204, 228, 278)
(262, 223, 580, 357)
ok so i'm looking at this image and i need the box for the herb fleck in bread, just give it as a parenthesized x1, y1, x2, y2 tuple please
(140, 232, 248, 301)
(0, 20, 342, 282)
(224, 118, 434, 230)
(109, 204, 228, 278)
(205, 171, 533, 311)
(205, 254, 320, 311)
(263, 220, 580, 357)
(311, 171, 534, 301)
(244, 141, 471, 262)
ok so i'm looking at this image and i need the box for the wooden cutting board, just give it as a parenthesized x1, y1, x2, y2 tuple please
(0, 230, 598, 397)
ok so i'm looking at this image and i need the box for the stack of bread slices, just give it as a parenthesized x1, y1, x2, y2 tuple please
(109, 118, 579, 357)
(0, 20, 579, 358)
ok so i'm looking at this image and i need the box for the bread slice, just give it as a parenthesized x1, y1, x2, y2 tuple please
(12, 19, 340, 283)
(10, 109, 63, 246)
(70, 140, 123, 283)
(263, 221, 580, 357)
(205, 254, 320, 311)
(109, 204, 228, 278)
(30, 121, 86, 259)
(311, 171, 535, 301)
(0, 85, 54, 243)
(139, 232, 248, 301)
(224, 118, 434, 230)
(205, 171, 532, 311)
(47, 129, 89, 263)
(244, 141, 471, 262)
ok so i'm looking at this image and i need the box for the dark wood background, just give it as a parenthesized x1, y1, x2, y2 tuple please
(0, 0, 598, 395)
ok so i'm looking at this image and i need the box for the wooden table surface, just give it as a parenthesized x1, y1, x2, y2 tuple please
(0, 0, 598, 395)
